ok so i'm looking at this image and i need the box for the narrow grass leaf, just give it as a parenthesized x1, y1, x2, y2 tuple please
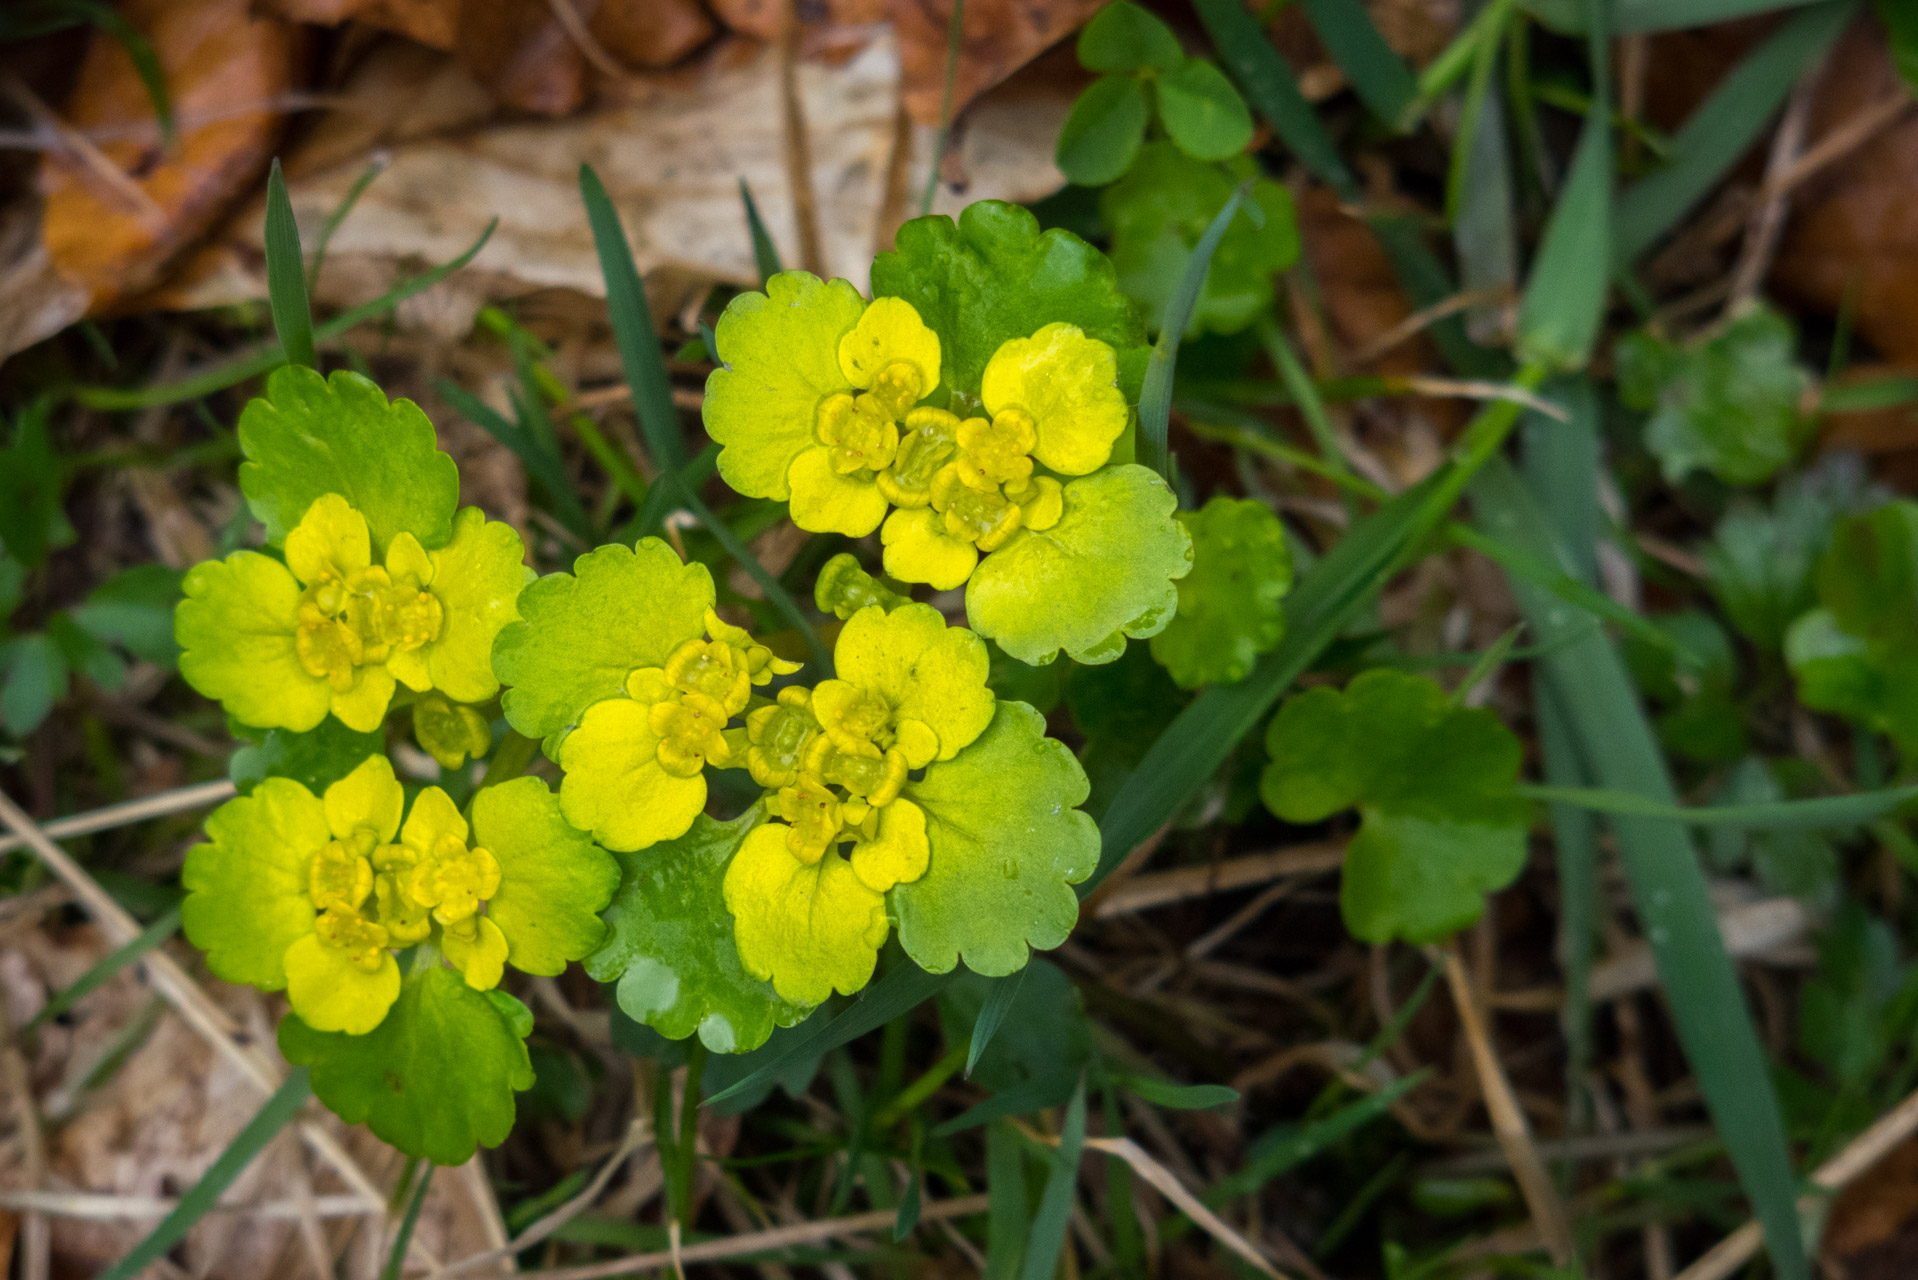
(1515, 783, 1918, 828)
(1473, 456, 1808, 1280)
(99, 1068, 312, 1280)
(966, 964, 1026, 1078)
(1297, 0, 1416, 123)
(435, 380, 590, 541)
(705, 963, 952, 1109)
(1021, 1078, 1086, 1280)
(985, 1120, 1029, 1280)
(308, 156, 386, 291)
(1138, 182, 1251, 480)
(73, 224, 495, 411)
(580, 165, 686, 473)
(381, 1165, 434, 1280)
(263, 160, 316, 371)
(739, 179, 784, 286)
(1614, 1, 1853, 263)
(1120, 1077, 1240, 1110)
(1529, 0, 1826, 37)
(1192, 0, 1358, 198)
(1208, 1070, 1429, 1204)
(28, 907, 178, 1032)
(1514, 0, 1609, 371)
(893, 1168, 923, 1241)
(933, 1071, 1081, 1138)
(1447, 523, 1691, 657)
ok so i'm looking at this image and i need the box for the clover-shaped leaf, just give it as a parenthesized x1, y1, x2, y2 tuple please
(892, 701, 1099, 976)
(1615, 306, 1811, 487)
(1155, 60, 1253, 161)
(1056, 76, 1150, 186)
(229, 718, 385, 797)
(1261, 669, 1530, 944)
(1102, 146, 1300, 336)
(1786, 500, 1918, 756)
(1703, 461, 1859, 651)
(872, 201, 1149, 403)
(492, 538, 715, 753)
(1077, 1, 1182, 73)
(1149, 496, 1291, 688)
(239, 367, 459, 554)
(279, 967, 534, 1166)
(965, 464, 1192, 666)
(587, 811, 814, 1053)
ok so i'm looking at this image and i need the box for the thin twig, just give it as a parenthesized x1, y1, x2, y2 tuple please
(1726, 50, 1826, 313)
(513, 1194, 990, 1280)
(0, 780, 236, 856)
(1438, 943, 1576, 1266)
(0, 1191, 374, 1219)
(1349, 287, 1513, 364)
(2, 1006, 49, 1280)
(1391, 376, 1568, 420)
(0, 73, 165, 223)
(1673, 1084, 1918, 1280)
(1091, 844, 1344, 918)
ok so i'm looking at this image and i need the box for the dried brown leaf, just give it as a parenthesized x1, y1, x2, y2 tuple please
(890, 0, 1105, 126)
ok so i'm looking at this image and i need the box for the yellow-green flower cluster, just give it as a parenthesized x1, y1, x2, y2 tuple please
(704, 274, 1128, 592)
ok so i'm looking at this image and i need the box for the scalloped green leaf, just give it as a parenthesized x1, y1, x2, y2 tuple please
(238, 366, 459, 554)
(1149, 496, 1291, 688)
(871, 201, 1148, 402)
(1261, 669, 1530, 944)
(586, 811, 814, 1053)
(892, 701, 1098, 976)
(1101, 145, 1300, 336)
(229, 719, 385, 797)
(1785, 501, 1918, 756)
(491, 538, 715, 752)
(473, 776, 620, 976)
(965, 464, 1192, 666)
(279, 966, 534, 1166)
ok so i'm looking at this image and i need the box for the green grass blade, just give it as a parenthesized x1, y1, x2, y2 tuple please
(1446, 523, 1691, 656)
(381, 1165, 434, 1280)
(1192, 0, 1358, 198)
(967, 964, 1026, 1078)
(263, 160, 316, 371)
(1528, 0, 1825, 37)
(1138, 183, 1250, 481)
(72, 222, 496, 411)
(1514, 783, 1918, 828)
(738, 179, 784, 286)
(580, 165, 686, 474)
(934, 1070, 1080, 1138)
(1473, 455, 1809, 1280)
(985, 1120, 1029, 1280)
(82, 1, 174, 145)
(676, 486, 833, 674)
(1020, 1077, 1086, 1280)
(435, 379, 592, 541)
(1615, 1, 1852, 263)
(99, 1068, 312, 1280)
(510, 352, 597, 538)
(27, 907, 178, 1033)
(704, 963, 952, 1110)
(308, 156, 385, 292)
(1514, 0, 1609, 371)
(1206, 1071, 1428, 1204)
(1297, 0, 1417, 123)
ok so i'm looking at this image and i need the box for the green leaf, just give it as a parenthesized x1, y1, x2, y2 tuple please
(1882, 0, 1918, 91)
(1068, 643, 1188, 821)
(966, 464, 1192, 666)
(279, 965, 534, 1165)
(1022, 1079, 1086, 1280)
(0, 554, 22, 618)
(0, 401, 74, 570)
(1119, 1076, 1239, 1109)
(229, 718, 384, 797)
(892, 701, 1099, 975)
(473, 776, 620, 976)
(1261, 669, 1529, 943)
(491, 538, 715, 751)
(586, 811, 814, 1053)
(872, 201, 1149, 402)
(182, 777, 328, 991)
(1149, 496, 1292, 689)
(1156, 59, 1254, 161)
(238, 366, 460, 554)
(939, 959, 1092, 1089)
(1056, 75, 1150, 186)
(1102, 146, 1300, 337)
(1621, 611, 1748, 764)
(264, 159, 316, 371)
(69, 565, 185, 667)
(1295, 0, 1416, 124)
(0, 633, 68, 737)
(1078, 1, 1183, 72)
(1191, 0, 1356, 197)
(1703, 462, 1856, 650)
(1616, 306, 1812, 486)
(1787, 501, 1918, 756)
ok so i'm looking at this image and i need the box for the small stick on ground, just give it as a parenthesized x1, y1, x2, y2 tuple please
(1438, 942, 1577, 1267)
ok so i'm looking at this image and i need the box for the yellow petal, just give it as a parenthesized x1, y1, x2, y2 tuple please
(176, 552, 331, 732)
(788, 447, 889, 537)
(285, 494, 373, 586)
(387, 646, 431, 693)
(881, 508, 977, 591)
(400, 785, 469, 858)
(980, 323, 1127, 476)
(723, 824, 889, 1006)
(282, 934, 400, 1035)
(444, 916, 509, 990)
(559, 697, 706, 851)
(384, 531, 434, 585)
(837, 296, 941, 397)
(324, 754, 405, 844)
(833, 602, 994, 762)
(329, 663, 397, 732)
(850, 798, 929, 893)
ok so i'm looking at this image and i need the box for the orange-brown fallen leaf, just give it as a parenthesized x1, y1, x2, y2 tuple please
(266, 0, 460, 49)
(890, 0, 1106, 126)
(39, 0, 298, 313)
